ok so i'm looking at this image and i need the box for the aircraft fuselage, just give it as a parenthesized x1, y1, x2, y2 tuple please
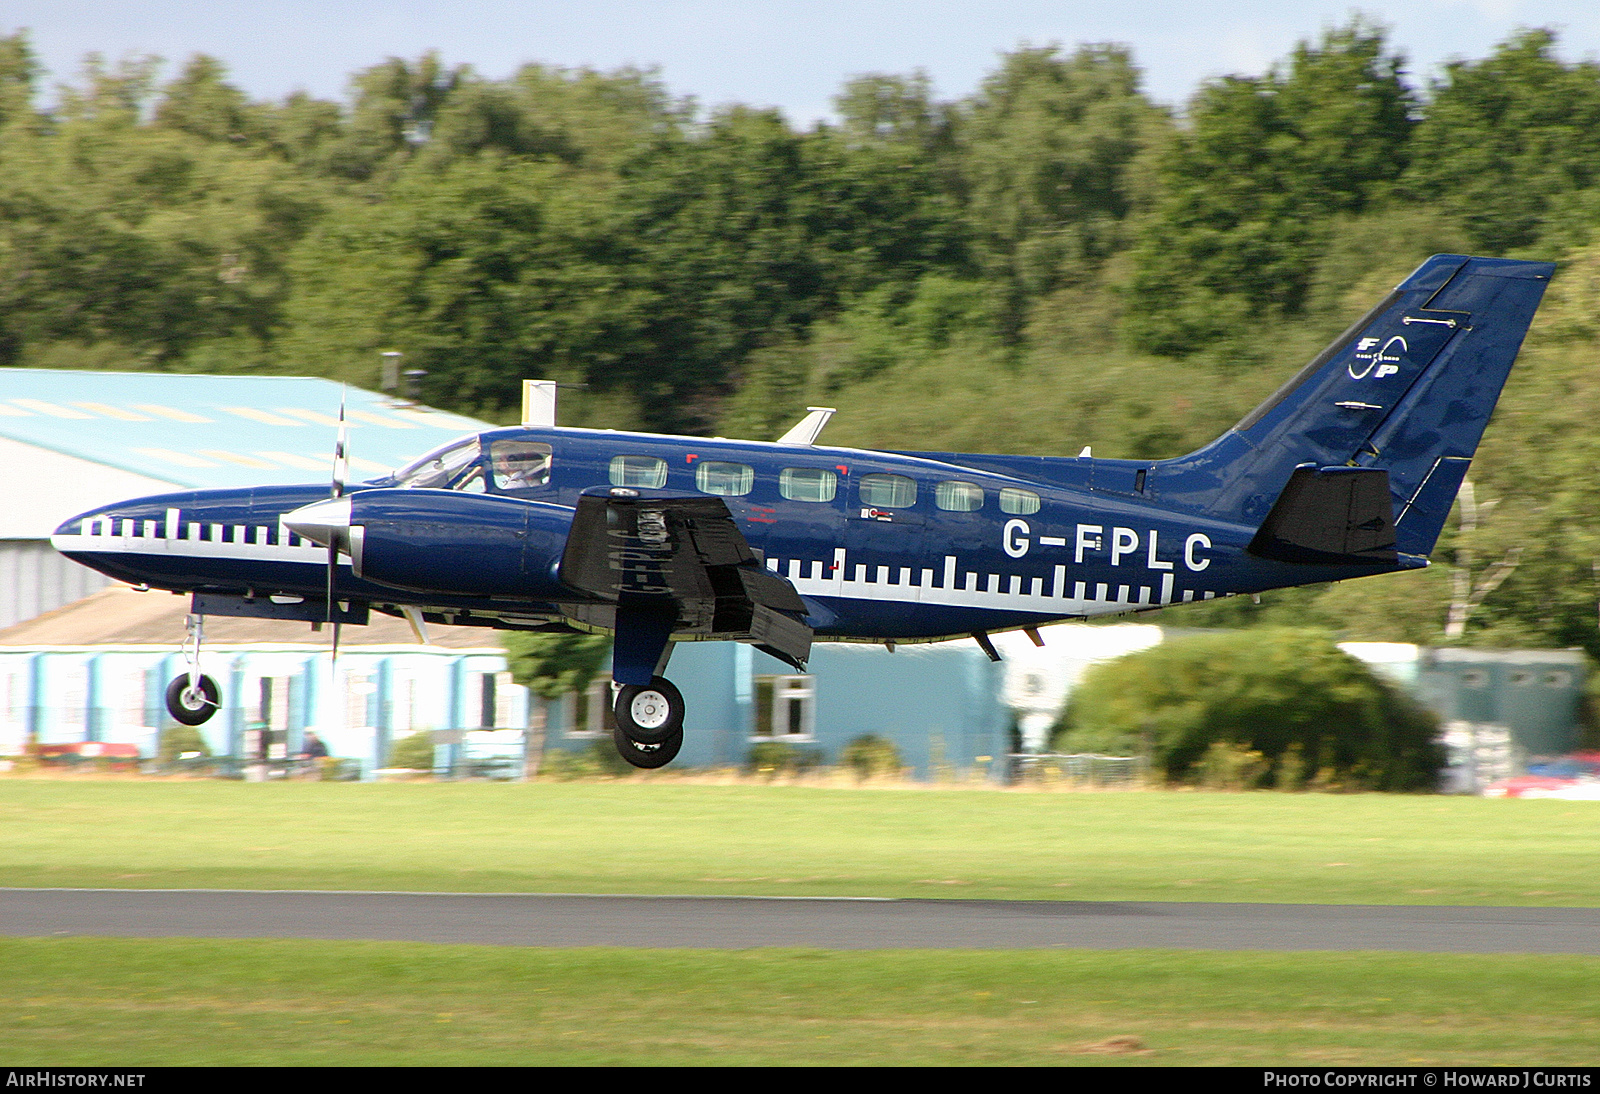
(51, 425, 1407, 644)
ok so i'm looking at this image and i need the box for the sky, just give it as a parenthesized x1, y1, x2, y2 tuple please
(6, 1, 1600, 122)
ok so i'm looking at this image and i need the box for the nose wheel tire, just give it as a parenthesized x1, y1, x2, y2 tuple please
(612, 724, 683, 769)
(613, 676, 684, 745)
(165, 674, 220, 726)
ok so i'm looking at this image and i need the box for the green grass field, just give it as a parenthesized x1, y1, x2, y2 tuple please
(4, 939, 1598, 1066)
(1, 778, 1597, 905)
(5, 777, 1598, 1066)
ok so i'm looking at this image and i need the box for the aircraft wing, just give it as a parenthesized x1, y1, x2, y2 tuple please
(559, 487, 813, 671)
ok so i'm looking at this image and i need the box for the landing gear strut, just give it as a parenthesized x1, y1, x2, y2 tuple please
(612, 675, 685, 769)
(165, 612, 220, 726)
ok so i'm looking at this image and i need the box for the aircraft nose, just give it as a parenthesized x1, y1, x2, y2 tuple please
(53, 502, 119, 540)
(282, 497, 351, 549)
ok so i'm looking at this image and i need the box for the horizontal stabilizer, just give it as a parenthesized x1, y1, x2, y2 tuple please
(1248, 466, 1397, 566)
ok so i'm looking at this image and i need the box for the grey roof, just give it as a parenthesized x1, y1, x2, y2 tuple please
(0, 368, 494, 489)
(0, 585, 502, 649)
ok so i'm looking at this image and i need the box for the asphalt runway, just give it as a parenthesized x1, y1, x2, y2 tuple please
(4, 888, 1600, 952)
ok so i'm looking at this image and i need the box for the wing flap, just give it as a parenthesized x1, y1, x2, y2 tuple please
(559, 489, 812, 665)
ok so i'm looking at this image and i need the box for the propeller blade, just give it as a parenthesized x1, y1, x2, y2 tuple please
(326, 539, 338, 644)
(325, 387, 348, 656)
(331, 386, 349, 499)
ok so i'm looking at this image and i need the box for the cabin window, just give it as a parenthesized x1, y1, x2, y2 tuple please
(935, 480, 983, 512)
(394, 436, 483, 490)
(696, 460, 754, 496)
(999, 488, 1041, 515)
(489, 441, 552, 490)
(859, 474, 916, 508)
(609, 455, 667, 489)
(780, 467, 836, 503)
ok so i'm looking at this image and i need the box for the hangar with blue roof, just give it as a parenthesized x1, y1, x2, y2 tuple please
(0, 368, 490, 628)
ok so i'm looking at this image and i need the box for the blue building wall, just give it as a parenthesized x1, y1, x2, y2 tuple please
(4, 638, 1010, 780)
(0, 644, 521, 778)
(543, 640, 1009, 780)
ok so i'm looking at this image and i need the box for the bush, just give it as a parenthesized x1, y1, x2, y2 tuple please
(538, 740, 635, 780)
(1196, 741, 1269, 791)
(1052, 629, 1443, 791)
(386, 732, 436, 771)
(746, 740, 824, 777)
(157, 725, 211, 764)
(840, 734, 903, 780)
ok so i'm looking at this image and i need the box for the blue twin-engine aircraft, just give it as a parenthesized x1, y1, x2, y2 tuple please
(52, 254, 1553, 767)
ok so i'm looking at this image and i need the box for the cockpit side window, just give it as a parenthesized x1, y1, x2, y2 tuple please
(393, 436, 483, 490)
(489, 441, 553, 491)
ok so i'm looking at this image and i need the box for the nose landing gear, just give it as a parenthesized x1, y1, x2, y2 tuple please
(612, 675, 685, 769)
(165, 612, 221, 726)
(165, 674, 220, 726)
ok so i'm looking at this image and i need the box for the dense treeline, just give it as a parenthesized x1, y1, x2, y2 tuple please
(5, 22, 1600, 653)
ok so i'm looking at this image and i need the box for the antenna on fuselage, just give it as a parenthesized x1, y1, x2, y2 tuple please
(522, 380, 557, 427)
(777, 407, 837, 446)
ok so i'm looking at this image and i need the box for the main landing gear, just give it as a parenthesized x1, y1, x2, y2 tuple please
(612, 676, 684, 769)
(165, 612, 221, 726)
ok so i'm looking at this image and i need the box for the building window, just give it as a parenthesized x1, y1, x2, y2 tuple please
(859, 474, 915, 508)
(753, 675, 815, 739)
(116, 668, 150, 735)
(935, 480, 983, 512)
(999, 488, 1041, 515)
(388, 671, 418, 734)
(566, 676, 617, 737)
(56, 663, 88, 739)
(780, 467, 836, 502)
(345, 674, 376, 730)
(696, 460, 754, 496)
(0, 671, 25, 756)
(252, 676, 293, 760)
(467, 670, 520, 728)
(610, 455, 667, 489)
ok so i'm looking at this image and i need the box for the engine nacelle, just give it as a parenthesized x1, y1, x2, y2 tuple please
(290, 489, 576, 600)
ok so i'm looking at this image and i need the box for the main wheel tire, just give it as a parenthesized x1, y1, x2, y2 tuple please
(613, 676, 685, 745)
(612, 723, 683, 769)
(165, 674, 220, 726)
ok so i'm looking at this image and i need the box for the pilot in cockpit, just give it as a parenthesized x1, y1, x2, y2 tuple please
(490, 441, 553, 490)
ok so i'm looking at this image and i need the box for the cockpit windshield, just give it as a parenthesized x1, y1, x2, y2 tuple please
(392, 436, 484, 490)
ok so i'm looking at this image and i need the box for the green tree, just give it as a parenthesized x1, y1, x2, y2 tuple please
(0, 53, 328, 371)
(280, 153, 650, 418)
(1124, 19, 1415, 354)
(1404, 29, 1600, 255)
(1053, 630, 1442, 790)
(0, 30, 40, 131)
(503, 631, 611, 700)
(959, 44, 1166, 338)
(154, 54, 256, 144)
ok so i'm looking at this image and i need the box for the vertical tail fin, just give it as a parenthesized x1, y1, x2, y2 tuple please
(1156, 255, 1554, 557)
